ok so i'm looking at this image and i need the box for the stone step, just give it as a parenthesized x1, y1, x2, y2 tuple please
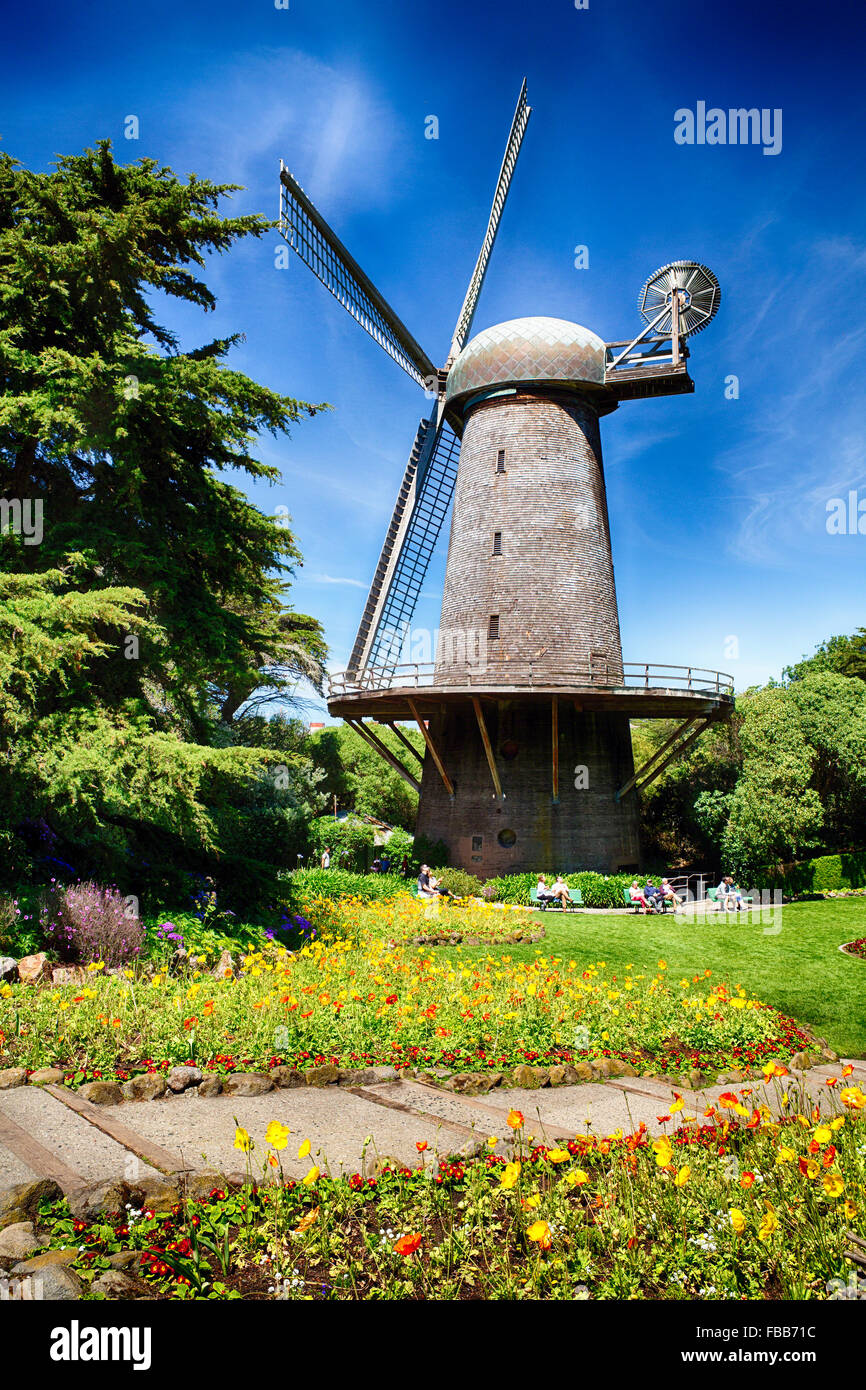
(0, 1086, 164, 1192)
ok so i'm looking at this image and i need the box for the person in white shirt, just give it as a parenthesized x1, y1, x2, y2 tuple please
(536, 875, 556, 908)
(550, 875, 571, 909)
(321, 847, 331, 870)
(717, 876, 742, 910)
(629, 880, 651, 913)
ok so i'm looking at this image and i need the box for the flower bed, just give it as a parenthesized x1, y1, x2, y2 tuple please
(307, 893, 546, 946)
(841, 937, 866, 959)
(0, 935, 810, 1083)
(14, 1076, 866, 1301)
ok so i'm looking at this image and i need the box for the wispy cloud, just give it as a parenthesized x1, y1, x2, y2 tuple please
(168, 47, 408, 214)
(310, 573, 367, 588)
(711, 231, 866, 566)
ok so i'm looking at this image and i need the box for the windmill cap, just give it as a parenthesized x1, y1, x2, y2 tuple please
(445, 316, 607, 410)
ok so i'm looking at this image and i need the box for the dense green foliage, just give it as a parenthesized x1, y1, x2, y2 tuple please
(783, 628, 866, 684)
(636, 653, 866, 876)
(286, 867, 409, 907)
(756, 850, 866, 894)
(308, 724, 423, 829)
(429, 867, 483, 898)
(0, 142, 329, 905)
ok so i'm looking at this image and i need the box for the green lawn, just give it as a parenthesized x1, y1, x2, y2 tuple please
(457, 898, 866, 1058)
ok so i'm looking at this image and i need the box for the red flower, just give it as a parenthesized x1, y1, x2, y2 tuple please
(395, 1232, 423, 1257)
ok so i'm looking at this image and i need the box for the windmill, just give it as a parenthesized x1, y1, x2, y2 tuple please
(278, 81, 731, 875)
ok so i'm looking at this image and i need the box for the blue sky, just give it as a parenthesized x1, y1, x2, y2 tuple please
(4, 0, 866, 719)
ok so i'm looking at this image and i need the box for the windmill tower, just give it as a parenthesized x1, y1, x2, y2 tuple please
(279, 82, 731, 876)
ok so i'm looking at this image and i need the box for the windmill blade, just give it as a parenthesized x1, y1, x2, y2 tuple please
(347, 415, 462, 679)
(448, 78, 531, 361)
(278, 163, 437, 387)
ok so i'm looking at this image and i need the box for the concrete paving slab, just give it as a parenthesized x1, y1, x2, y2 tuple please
(113, 1086, 477, 1177)
(0, 1086, 163, 1185)
(0, 1140, 40, 1187)
(365, 1080, 506, 1136)
(489, 1084, 696, 1140)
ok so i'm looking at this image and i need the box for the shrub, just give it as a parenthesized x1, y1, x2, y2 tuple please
(483, 873, 535, 905)
(285, 868, 408, 908)
(142, 912, 267, 963)
(308, 816, 376, 870)
(42, 881, 145, 967)
(0, 895, 23, 954)
(431, 867, 483, 899)
(381, 826, 414, 870)
(756, 849, 866, 894)
(0, 888, 44, 957)
(413, 834, 449, 870)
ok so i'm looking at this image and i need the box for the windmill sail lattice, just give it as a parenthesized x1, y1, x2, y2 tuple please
(278, 164, 436, 387)
(355, 420, 462, 679)
(448, 77, 531, 360)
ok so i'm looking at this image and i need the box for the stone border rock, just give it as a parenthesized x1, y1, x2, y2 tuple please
(0, 1031, 840, 1104)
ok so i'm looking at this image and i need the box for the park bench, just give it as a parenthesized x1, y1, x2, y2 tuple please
(706, 886, 754, 910)
(622, 888, 672, 913)
(530, 885, 583, 911)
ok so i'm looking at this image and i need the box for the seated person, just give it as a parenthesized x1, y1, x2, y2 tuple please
(629, 880, 652, 913)
(644, 880, 663, 911)
(661, 877, 682, 909)
(726, 876, 745, 911)
(550, 875, 571, 909)
(416, 865, 437, 899)
(427, 870, 453, 899)
(535, 874, 556, 907)
(716, 876, 737, 910)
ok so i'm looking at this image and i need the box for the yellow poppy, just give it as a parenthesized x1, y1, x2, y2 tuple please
(233, 1127, 252, 1153)
(266, 1121, 290, 1150)
(500, 1162, 521, 1190)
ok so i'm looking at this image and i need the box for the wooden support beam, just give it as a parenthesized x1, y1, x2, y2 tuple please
(345, 719, 420, 793)
(387, 721, 425, 766)
(551, 695, 559, 803)
(472, 697, 502, 799)
(634, 719, 710, 791)
(408, 697, 454, 797)
(616, 717, 710, 801)
(618, 717, 698, 801)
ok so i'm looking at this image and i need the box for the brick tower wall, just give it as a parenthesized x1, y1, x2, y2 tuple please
(434, 392, 623, 681)
(413, 698, 641, 877)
